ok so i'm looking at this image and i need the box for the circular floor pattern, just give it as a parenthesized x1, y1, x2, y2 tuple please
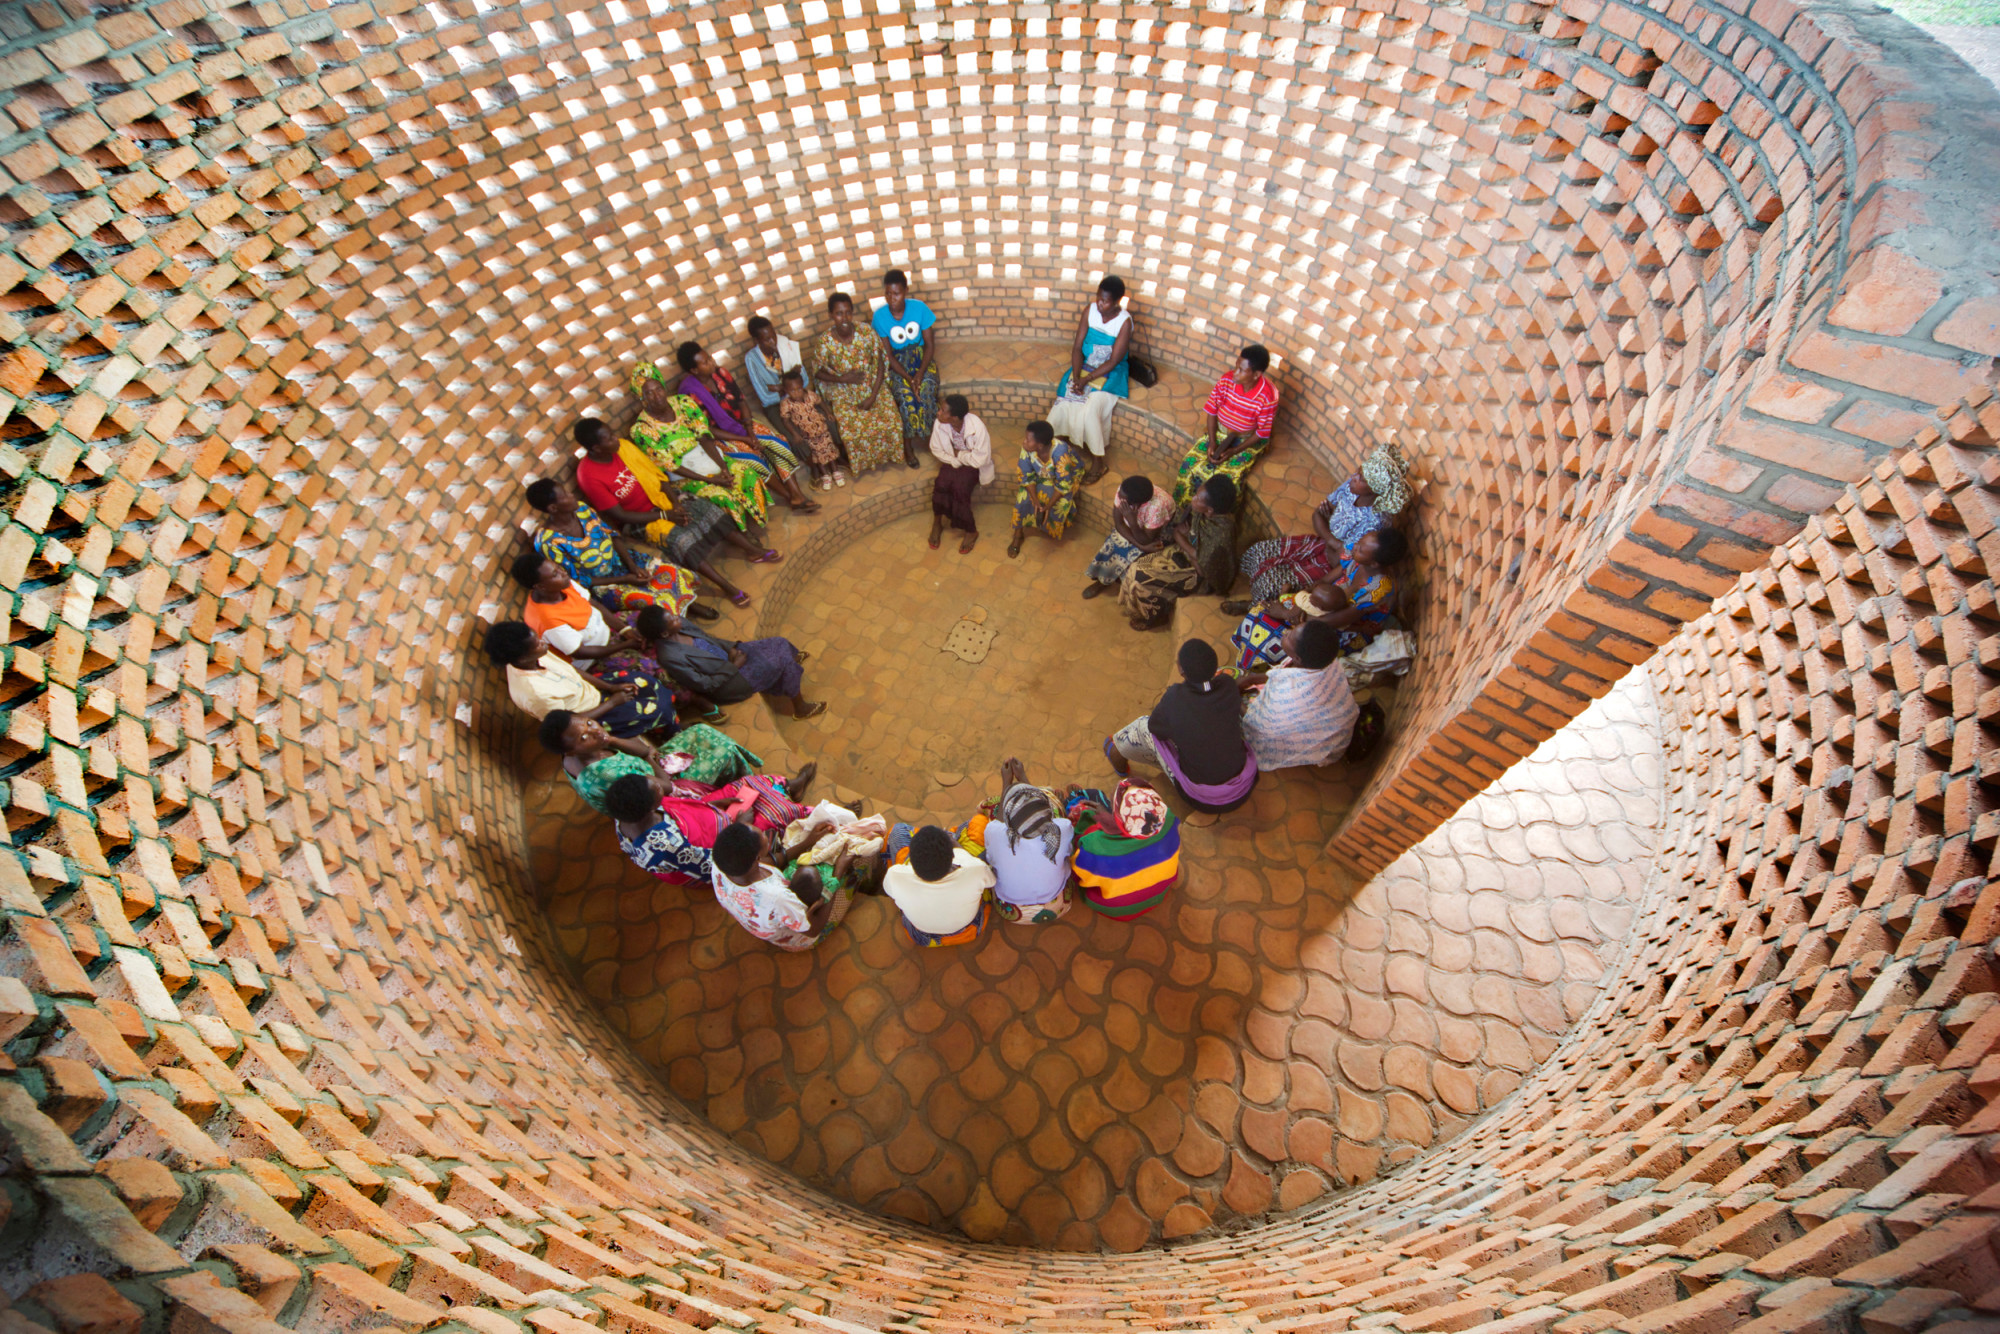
(524, 455, 1667, 1249)
(768, 503, 1174, 809)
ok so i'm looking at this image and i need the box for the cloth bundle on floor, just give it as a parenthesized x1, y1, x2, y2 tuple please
(784, 802, 888, 866)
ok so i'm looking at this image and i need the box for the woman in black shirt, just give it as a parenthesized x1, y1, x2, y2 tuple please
(1104, 639, 1258, 813)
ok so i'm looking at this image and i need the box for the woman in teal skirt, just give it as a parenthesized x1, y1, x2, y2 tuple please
(872, 269, 940, 465)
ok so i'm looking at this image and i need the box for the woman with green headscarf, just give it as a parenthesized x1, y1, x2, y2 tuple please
(627, 362, 779, 535)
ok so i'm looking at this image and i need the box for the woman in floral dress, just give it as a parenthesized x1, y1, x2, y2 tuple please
(524, 477, 708, 618)
(808, 292, 905, 474)
(1008, 422, 1084, 559)
(627, 362, 777, 534)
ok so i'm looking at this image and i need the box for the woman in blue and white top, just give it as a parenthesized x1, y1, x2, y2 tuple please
(872, 269, 939, 468)
(1046, 276, 1135, 484)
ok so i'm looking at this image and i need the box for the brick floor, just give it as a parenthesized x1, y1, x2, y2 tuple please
(525, 436, 1664, 1247)
(767, 501, 1173, 810)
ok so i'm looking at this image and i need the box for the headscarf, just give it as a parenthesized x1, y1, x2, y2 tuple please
(1359, 442, 1411, 516)
(1113, 782, 1173, 839)
(1062, 781, 1172, 839)
(630, 360, 673, 398)
(997, 783, 1063, 859)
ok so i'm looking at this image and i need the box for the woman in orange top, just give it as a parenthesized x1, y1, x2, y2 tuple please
(513, 553, 630, 661)
(511, 553, 674, 731)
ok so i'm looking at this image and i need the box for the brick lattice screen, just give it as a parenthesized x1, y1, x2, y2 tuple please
(1, 0, 1999, 1327)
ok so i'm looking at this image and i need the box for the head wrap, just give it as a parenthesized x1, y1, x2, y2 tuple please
(1112, 781, 1172, 839)
(1359, 442, 1411, 516)
(629, 360, 673, 398)
(997, 783, 1063, 860)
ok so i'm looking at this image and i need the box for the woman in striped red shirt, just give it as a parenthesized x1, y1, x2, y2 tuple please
(1173, 345, 1279, 505)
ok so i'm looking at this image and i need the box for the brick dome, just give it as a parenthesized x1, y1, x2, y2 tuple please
(2, 0, 1999, 1327)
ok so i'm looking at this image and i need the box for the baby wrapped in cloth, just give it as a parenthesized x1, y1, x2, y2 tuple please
(782, 801, 887, 866)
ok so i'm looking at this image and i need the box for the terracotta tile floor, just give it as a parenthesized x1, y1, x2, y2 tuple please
(522, 339, 1662, 1252)
(769, 504, 1173, 808)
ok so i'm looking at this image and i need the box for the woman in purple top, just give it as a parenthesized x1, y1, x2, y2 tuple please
(675, 342, 821, 515)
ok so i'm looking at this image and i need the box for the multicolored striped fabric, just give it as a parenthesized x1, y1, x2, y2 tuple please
(1070, 795, 1180, 919)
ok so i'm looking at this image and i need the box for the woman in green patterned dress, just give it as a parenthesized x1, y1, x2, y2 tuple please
(627, 362, 777, 536)
(538, 709, 763, 815)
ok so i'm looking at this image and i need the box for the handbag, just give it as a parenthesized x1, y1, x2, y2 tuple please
(1127, 356, 1159, 389)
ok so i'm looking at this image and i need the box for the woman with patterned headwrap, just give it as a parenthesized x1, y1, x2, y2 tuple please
(1065, 780, 1180, 920)
(626, 361, 780, 536)
(981, 757, 1076, 924)
(1226, 440, 1413, 607)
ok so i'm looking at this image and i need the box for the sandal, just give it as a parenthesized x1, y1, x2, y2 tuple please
(1081, 584, 1105, 600)
(751, 549, 784, 564)
(834, 472, 849, 487)
(729, 590, 753, 607)
(1220, 600, 1251, 615)
(794, 701, 828, 719)
(687, 603, 721, 622)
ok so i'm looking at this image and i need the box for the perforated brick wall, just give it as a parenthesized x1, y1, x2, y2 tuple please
(1, 0, 1999, 1327)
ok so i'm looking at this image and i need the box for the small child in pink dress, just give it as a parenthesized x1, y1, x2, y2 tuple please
(778, 369, 849, 489)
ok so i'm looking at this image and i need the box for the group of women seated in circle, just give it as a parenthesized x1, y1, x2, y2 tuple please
(478, 270, 1417, 952)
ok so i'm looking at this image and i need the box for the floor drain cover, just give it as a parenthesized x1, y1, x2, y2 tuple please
(941, 609, 994, 663)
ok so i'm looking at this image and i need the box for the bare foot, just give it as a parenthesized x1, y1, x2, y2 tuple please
(959, 532, 978, 555)
(787, 761, 818, 798)
(928, 517, 943, 550)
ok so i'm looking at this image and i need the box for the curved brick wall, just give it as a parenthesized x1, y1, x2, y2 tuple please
(1, 0, 1999, 1330)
